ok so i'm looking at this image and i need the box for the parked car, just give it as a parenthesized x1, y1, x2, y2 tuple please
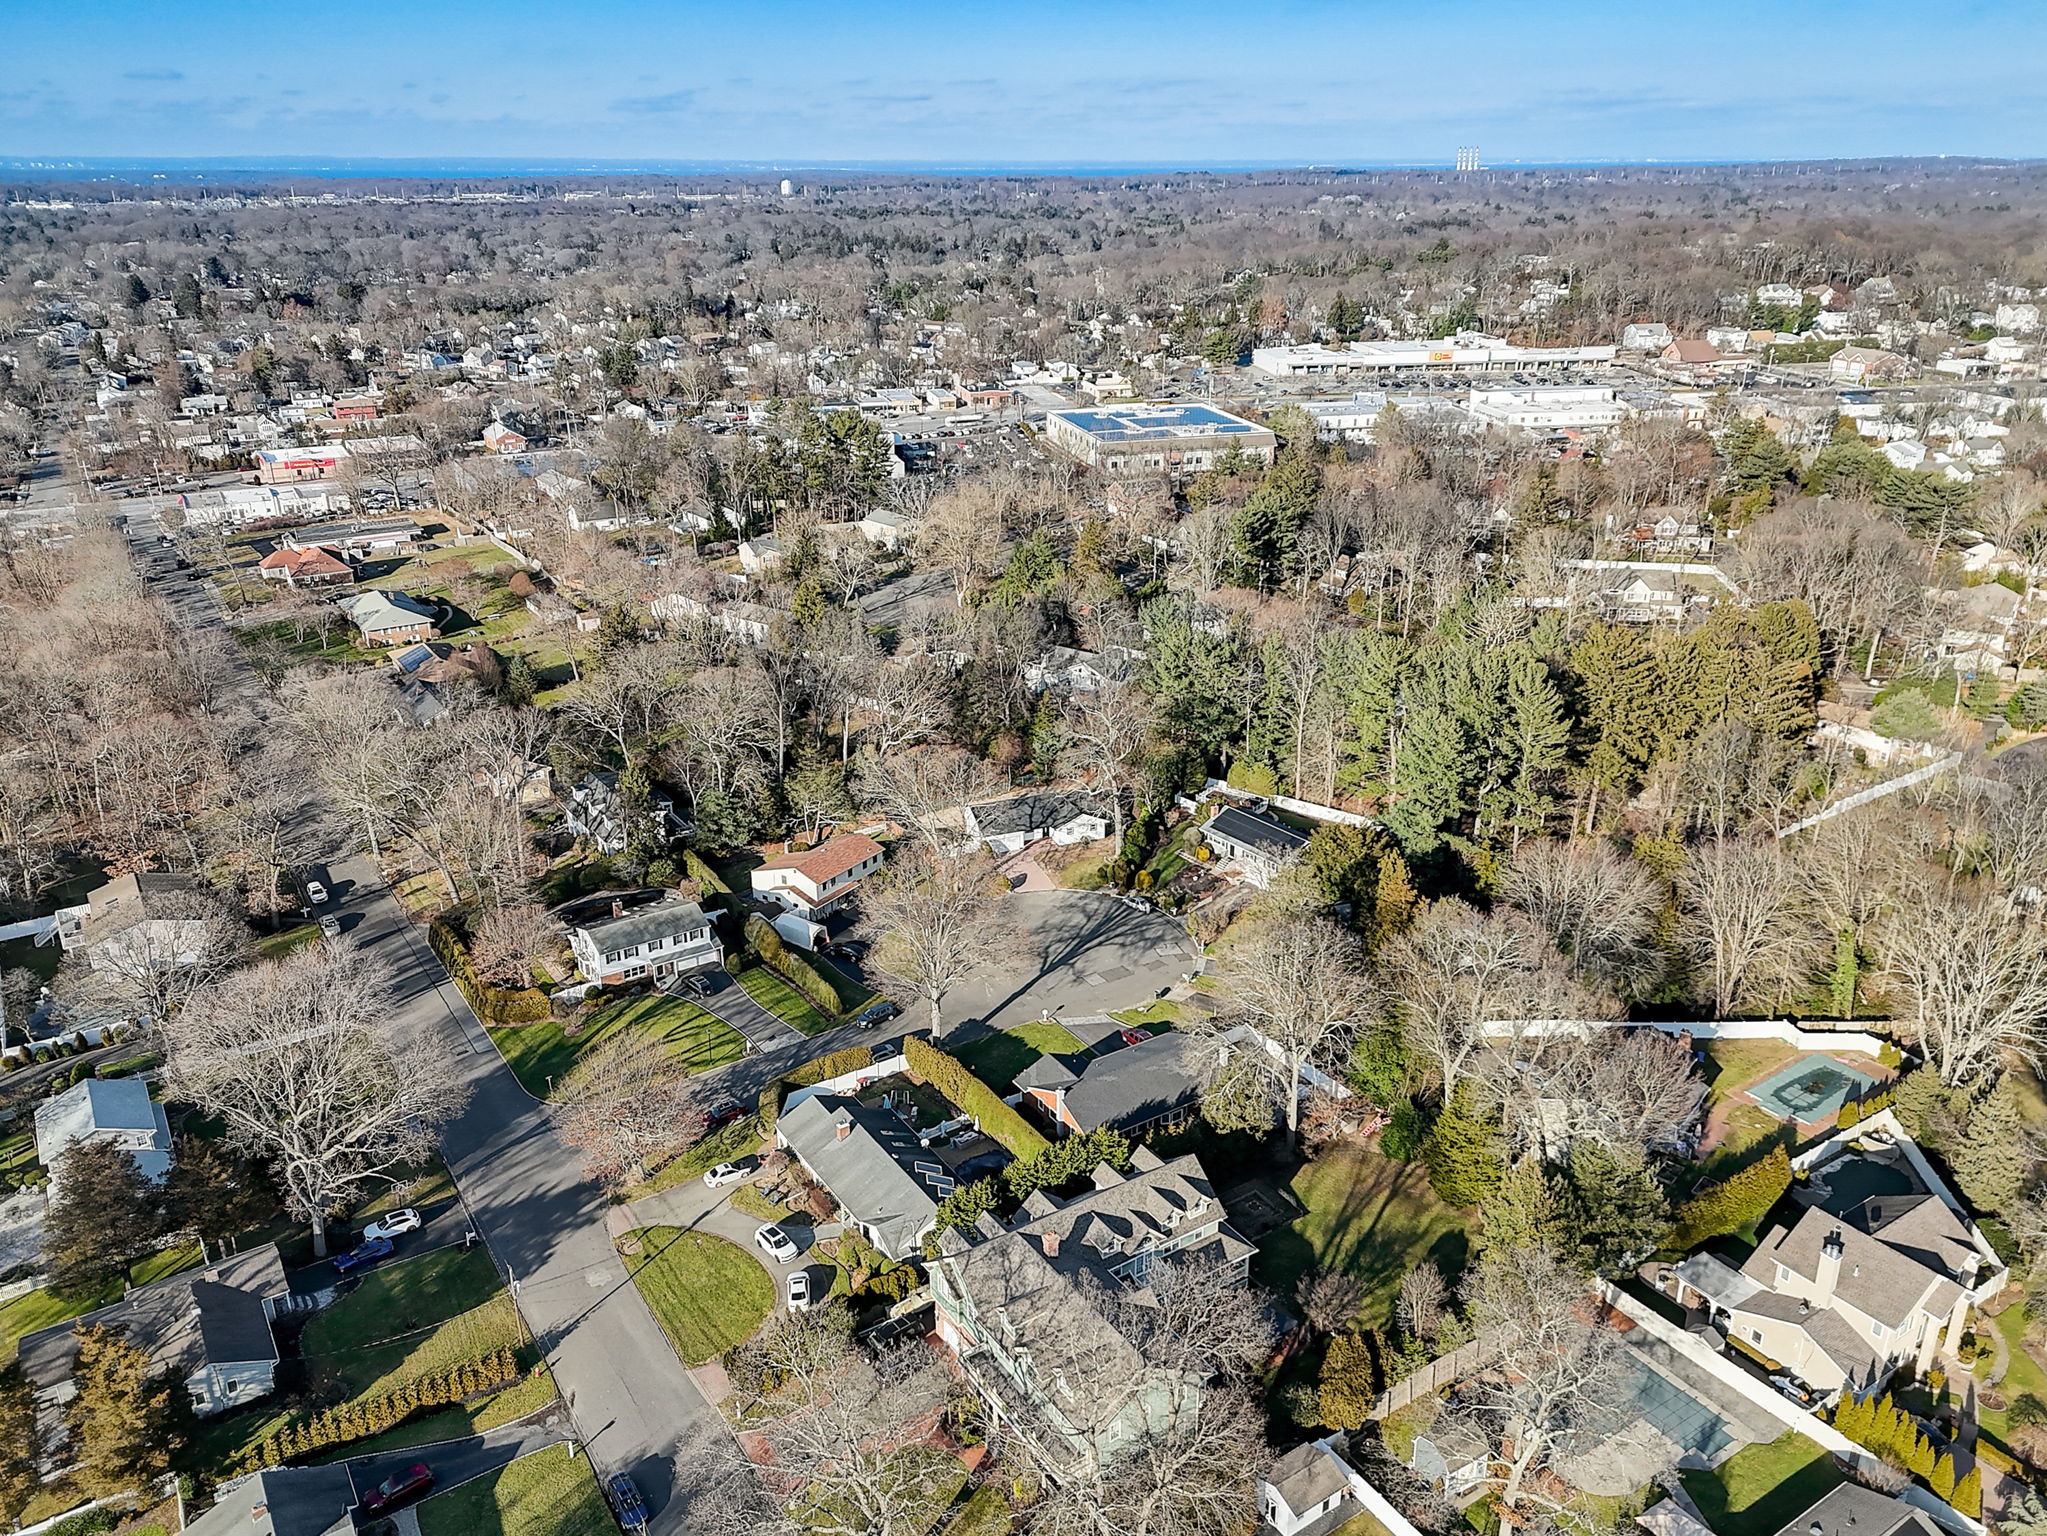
(680, 973, 712, 998)
(332, 1235, 395, 1276)
(1118, 1027, 1154, 1047)
(703, 1162, 749, 1189)
(825, 941, 867, 962)
(304, 879, 329, 905)
(853, 1001, 901, 1030)
(705, 1101, 747, 1130)
(755, 1224, 800, 1264)
(604, 1473, 650, 1534)
(1120, 892, 1150, 911)
(361, 1463, 434, 1515)
(318, 914, 342, 939)
(787, 1269, 814, 1311)
(362, 1208, 422, 1241)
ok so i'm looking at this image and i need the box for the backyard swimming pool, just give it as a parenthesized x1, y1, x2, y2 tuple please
(1746, 1055, 1877, 1123)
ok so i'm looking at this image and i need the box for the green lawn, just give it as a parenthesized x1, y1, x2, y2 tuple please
(310, 1364, 560, 1464)
(356, 1156, 458, 1219)
(298, 1246, 522, 1400)
(738, 965, 839, 1035)
(624, 1115, 767, 1201)
(0, 1242, 206, 1363)
(1109, 1000, 1183, 1029)
(0, 1130, 40, 1190)
(1254, 1143, 1473, 1328)
(954, 1020, 1088, 1092)
(1702, 1040, 1799, 1104)
(256, 923, 322, 959)
(1978, 1303, 2047, 1455)
(1682, 1433, 1843, 1536)
(488, 993, 746, 1098)
(624, 1227, 774, 1366)
(418, 1445, 614, 1536)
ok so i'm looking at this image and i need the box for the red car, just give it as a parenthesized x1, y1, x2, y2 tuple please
(1118, 1027, 1154, 1047)
(361, 1463, 434, 1515)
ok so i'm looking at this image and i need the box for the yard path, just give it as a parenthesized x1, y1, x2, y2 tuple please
(119, 511, 722, 1535)
(690, 970, 802, 1051)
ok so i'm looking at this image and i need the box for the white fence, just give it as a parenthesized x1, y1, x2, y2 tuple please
(1598, 1282, 1983, 1536)
(1480, 1017, 1892, 1057)
(780, 1051, 909, 1117)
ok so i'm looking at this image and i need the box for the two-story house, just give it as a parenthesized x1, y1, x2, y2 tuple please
(1671, 1142, 2002, 1394)
(559, 890, 722, 986)
(929, 1147, 1255, 1479)
(35, 1078, 174, 1192)
(749, 833, 885, 919)
(560, 770, 685, 856)
(20, 1244, 290, 1439)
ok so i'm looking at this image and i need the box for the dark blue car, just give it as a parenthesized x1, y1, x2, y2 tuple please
(605, 1472, 649, 1533)
(332, 1234, 395, 1276)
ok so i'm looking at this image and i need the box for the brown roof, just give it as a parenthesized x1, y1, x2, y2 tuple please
(257, 545, 351, 578)
(756, 832, 883, 885)
(1665, 339, 1722, 364)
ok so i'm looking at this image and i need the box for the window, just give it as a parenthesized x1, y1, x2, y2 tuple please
(1749, 1328, 1766, 1345)
(625, 965, 648, 980)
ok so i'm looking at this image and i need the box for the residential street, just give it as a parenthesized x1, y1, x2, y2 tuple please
(115, 512, 722, 1533)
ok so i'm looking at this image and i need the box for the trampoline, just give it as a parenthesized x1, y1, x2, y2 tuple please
(1747, 1055, 1877, 1124)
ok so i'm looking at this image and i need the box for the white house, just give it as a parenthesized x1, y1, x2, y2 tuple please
(963, 792, 1109, 855)
(1200, 805, 1309, 888)
(559, 890, 722, 987)
(35, 1078, 174, 1191)
(1621, 322, 1674, 351)
(750, 833, 885, 918)
(1260, 1440, 1362, 1536)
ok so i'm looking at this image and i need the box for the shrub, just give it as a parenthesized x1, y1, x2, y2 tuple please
(429, 912, 551, 1025)
(48, 1513, 119, 1536)
(1005, 1128, 1130, 1200)
(744, 914, 841, 1016)
(1671, 1145, 1792, 1248)
(1420, 1084, 1503, 1208)
(903, 1037, 1050, 1160)
(2011, 1393, 2047, 1428)
(1317, 1330, 1380, 1430)
(757, 1045, 875, 1130)
(247, 1347, 520, 1469)
(1380, 1098, 1426, 1162)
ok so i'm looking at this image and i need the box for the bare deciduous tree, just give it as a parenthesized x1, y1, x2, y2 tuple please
(469, 902, 560, 989)
(161, 946, 467, 1255)
(555, 1028, 707, 1190)
(1395, 1261, 1447, 1345)
(1059, 684, 1156, 859)
(858, 850, 1019, 1039)
(1880, 878, 2047, 1086)
(1675, 837, 1822, 1015)
(1478, 1026, 1702, 1163)
(1208, 913, 1376, 1154)
(1496, 841, 1663, 1000)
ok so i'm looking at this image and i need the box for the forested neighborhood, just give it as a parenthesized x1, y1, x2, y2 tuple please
(0, 156, 2046, 1536)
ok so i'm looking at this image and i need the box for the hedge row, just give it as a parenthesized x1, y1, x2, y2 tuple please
(1671, 1145, 1792, 1249)
(744, 914, 841, 1017)
(246, 1347, 521, 1468)
(1836, 1086, 1895, 1129)
(904, 1037, 1050, 1160)
(758, 1045, 876, 1130)
(684, 849, 731, 897)
(428, 914, 551, 1025)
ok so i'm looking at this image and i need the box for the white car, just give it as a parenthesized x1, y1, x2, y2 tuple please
(755, 1223, 800, 1264)
(305, 880, 329, 905)
(318, 914, 342, 939)
(361, 1208, 422, 1242)
(703, 1162, 748, 1189)
(787, 1269, 814, 1311)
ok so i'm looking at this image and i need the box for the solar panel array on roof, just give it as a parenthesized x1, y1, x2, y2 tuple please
(1054, 404, 1259, 441)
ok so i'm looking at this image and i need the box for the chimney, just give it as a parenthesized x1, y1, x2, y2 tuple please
(611, 898, 625, 919)
(1041, 1230, 1059, 1258)
(833, 1108, 852, 1141)
(1815, 1226, 1845, 1305)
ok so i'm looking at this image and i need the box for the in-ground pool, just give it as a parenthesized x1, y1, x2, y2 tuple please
(1746, 1054, 1877, 1124)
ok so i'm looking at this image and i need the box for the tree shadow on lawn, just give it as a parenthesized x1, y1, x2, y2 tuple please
(1252, 1152, 1471, 1328)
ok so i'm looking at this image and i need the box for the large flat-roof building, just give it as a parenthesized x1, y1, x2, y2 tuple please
(1041, 403, 1276, 475)
(1250, 331, 1618, 378)
(1466, 385, 1629, 433)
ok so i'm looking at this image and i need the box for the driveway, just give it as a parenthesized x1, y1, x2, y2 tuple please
(119, 513, 724, 1535)
(688, 969, 801, 1051)
(947, 890, 1196, 1033)
(344, 1420, 567, 1510)
(626, 1171, 819, 1306)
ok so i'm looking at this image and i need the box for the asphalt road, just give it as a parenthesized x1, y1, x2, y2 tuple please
(114, 510, 719, 1534)
(946, 890, 1196, 1031)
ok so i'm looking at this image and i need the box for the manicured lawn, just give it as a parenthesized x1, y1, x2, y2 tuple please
(1682, 1433, 1842, 1536)
(1702, 1040, 1799, 1104)
(954, 1020, 1088, 1092)
(309, 1363, 560, 1463)
(488, 993, 746, 1098)
(417, 1444, 614, 1536)
(357, 1155, 458, 1218)
(1254, 1143, 1473, 1328)
(0, 1130, 40, 1190)
(738, 965, 839, 1035)
(625, 1114, 767, 1200)
(624, 1226, 774, 1366)
(298, 1245, 522, 1400)
(1977, 1303, 2047, 1455)
(255, 923, 322, 959)
(1109, 1000, 1183, 1029)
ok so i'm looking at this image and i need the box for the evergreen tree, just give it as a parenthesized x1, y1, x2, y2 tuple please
(1317, 1330, 1378, 1430)
(44, 1141, 162, 1293)
(1571, 623, 1661, 820)
(163, 1137, 278, 1250)
(1502, 648, 1571, 842)
(1951, 1075, 2028, 1210)
(501, 651, 540, 707)
(1422, 1083, 1504, 1208)
(1953, 1467, 1981, 1519)
(1557, 1142, 1670, 1273)
(0, 1365, 37, 1527)
(1335, 631, 1408, 795)
(1480, 1157, 1563, 1255)
(1930, 1452, 1956, 1503)
(66, 1325, 179, 1498)
(1228, 450, 1321, 589)
(172, 273, 204, 320)
(121, 273, 150, 308)
(1141, 596, 1239, 744)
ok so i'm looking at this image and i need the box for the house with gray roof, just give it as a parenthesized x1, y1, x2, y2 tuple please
(558, 888, 721, 987)
(1260, 1438, 1364, 1536)
(1200, 805, 1308, 887)
(1769, 1482, 1944, 1536)
(333, 588, 439, 646)
(963, 791, 1108, 855)
(930, 1147, 1255, 1477)
(1671, 1147, 1999, 1394)
(20, 1243, 289, 1442)
(183, 1463, 355, 1536)
(776, 1093, 949, 1260)
(1016, 1031, 1213, 1140)
(34, 1078, 173, 1192)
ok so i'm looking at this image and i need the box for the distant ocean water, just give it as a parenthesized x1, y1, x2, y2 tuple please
(0, 153, 1803, 185)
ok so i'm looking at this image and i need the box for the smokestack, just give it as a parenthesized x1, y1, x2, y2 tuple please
(1815, 1227, 1845, 1304)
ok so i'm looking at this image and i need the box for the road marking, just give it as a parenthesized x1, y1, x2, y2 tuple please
(588, 1268, 616, 1288)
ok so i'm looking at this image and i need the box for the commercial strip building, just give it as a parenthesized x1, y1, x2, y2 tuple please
(1040, 403, 1276, 475)
(1250, 331, 1618, 378)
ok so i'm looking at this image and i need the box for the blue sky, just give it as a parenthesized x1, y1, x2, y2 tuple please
(3, 0, 2043, 165)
